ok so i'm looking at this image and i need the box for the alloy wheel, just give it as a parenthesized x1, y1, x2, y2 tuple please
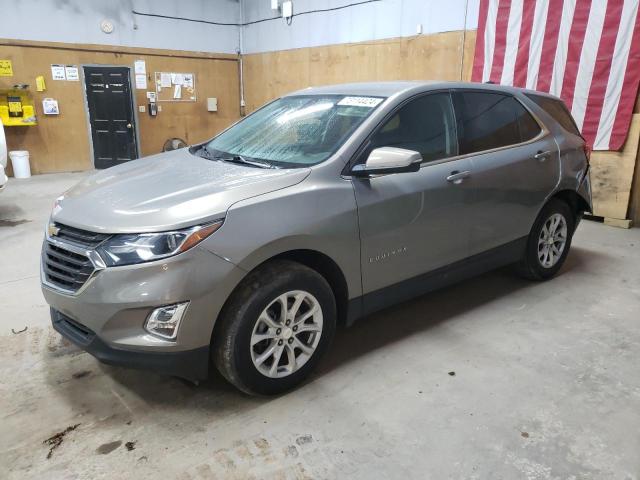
(537, 213, 568, 268)
(250, 290, 323, 378)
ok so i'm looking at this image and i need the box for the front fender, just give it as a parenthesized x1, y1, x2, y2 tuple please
(199, 175, 363, 299)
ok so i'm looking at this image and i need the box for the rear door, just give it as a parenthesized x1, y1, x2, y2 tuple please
(83, 66, 138, 169)
(451, 90, 560, 255)
(352, 92, 473, 301)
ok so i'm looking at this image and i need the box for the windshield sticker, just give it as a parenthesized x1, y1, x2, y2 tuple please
(337, 96, 384, 108)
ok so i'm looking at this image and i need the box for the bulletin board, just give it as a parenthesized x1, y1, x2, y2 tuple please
(154, 72, 196, 102)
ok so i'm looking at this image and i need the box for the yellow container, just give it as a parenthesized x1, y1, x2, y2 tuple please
(0, 88, 37, 126)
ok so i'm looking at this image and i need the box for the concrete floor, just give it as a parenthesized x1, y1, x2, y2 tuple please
(1, 173, 639, 480)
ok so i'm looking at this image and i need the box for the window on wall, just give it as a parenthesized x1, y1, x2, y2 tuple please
(452, 91, 540, 155)
(370, 93, 458, 163)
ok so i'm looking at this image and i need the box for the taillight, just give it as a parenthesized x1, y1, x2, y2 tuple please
(582, 144, 591, 163)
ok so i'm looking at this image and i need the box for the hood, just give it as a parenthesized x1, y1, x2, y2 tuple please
(52, 149, 310, 233)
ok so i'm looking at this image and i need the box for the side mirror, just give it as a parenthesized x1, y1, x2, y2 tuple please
(351, 147, 422, 177)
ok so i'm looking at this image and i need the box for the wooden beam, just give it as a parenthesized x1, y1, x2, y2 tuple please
(0, 38, 238, 62)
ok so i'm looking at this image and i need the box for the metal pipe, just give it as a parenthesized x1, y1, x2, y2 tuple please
(238, 0, 246, 116)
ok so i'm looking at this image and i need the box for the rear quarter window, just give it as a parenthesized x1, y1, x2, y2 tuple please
(452, 91, 541, 155)
(525, 94, 581, 136)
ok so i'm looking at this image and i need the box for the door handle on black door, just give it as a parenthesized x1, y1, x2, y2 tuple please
(534, 150, 551, 161)
(446, 170, 471, 184)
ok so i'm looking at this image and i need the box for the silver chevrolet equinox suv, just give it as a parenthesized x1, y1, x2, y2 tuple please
(42, 82, 592, 395)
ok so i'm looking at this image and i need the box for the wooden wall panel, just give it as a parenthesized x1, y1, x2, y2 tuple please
(0, 40, 240, 175)
(243, 30, 477, 112)
(590, 115, 640, 220)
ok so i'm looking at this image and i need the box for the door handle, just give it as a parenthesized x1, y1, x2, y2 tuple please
(534, 151, 551, 161)
(446, 170, 471, 184)
(126, 123, 132, 129)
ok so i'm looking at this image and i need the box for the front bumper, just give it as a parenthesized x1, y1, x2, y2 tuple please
(51, 308, 209, 381)
(42, 244, 247, 381)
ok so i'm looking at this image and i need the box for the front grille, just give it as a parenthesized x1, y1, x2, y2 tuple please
(43, 242, 95, 293)
(53, 223, 110, 248)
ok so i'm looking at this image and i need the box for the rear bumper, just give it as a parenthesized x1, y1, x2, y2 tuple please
(51, 308, 209, 381)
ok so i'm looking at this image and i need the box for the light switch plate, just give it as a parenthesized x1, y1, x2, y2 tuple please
(138, 105, 146, 113)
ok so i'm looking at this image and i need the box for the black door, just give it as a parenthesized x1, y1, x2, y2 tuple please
(83, 66, 138, 169)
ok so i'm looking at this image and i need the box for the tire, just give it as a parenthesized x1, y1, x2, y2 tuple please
(212, 259, 336, 395)
(517, 198, 575, 281)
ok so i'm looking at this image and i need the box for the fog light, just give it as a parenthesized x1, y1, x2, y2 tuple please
(144, 302, 189, 340)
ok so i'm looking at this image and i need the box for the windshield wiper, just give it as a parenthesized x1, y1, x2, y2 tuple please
(215, 155, 273, 169)
(193, 144, 215, 159)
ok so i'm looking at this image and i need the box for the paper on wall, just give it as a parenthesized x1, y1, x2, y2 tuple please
(65, 65, 79, 81)
(146, 91, 156, 102)
(182, 74, 193, 88)
(135, 74, 147, 89)
(134, 60, 146, 75)
(51, 64, 66, 81)
(42, 98, 59, 115)
(0, 59, 14, 76)
(173, 84, 182, 99)
(160, 73, 171, 88)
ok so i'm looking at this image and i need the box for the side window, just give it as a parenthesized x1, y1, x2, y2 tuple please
(453, 91, 524, 154)
(525, 94, 581, 136)
(369, 93, 457, 163)
(514, 100, 542, 142)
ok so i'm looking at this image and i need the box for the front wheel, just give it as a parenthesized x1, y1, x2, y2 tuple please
(212, 260, 336, 395)
(517, 199, 575, 280)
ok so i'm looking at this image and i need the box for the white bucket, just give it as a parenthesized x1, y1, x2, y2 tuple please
(9, 150, 31, 179)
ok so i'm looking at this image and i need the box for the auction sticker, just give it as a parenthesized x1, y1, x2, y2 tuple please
(338, 96, 384, 108)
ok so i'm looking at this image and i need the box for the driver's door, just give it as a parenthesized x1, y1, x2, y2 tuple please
(351, 92, 474, 307)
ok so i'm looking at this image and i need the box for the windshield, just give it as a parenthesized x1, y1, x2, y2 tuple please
(205, 95, 385, 167)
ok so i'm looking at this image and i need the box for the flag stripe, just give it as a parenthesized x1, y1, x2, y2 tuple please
(500, 0, 524, 85)
(609, 4, 640, 149)
(581, 0, 624, 145)
(482, 0, 500, 82)
(560, 0, 592, 109)
(537, 0, 566, 92)
(572, 0, 610, 131)
(525, 0, 550, 90)
(471, 0, 490, 82)
(489, 0, 513, 82)
(513, 0, 537, 87)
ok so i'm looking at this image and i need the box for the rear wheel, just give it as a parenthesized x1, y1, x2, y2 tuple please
(213, 260, 336, 395)
(517, 199, 575, 280)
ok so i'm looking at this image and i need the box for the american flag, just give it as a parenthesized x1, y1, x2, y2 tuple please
(471, 0, 640, 151)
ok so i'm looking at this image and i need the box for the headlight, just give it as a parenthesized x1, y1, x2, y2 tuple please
(96, 220, 223, 267)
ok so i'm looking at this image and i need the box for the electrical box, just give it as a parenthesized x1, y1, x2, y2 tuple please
(282, 1, 293, 19)
(207, 97, 218, 112)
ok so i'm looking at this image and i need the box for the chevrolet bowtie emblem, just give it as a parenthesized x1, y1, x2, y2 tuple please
(48, 223, 60, 237)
